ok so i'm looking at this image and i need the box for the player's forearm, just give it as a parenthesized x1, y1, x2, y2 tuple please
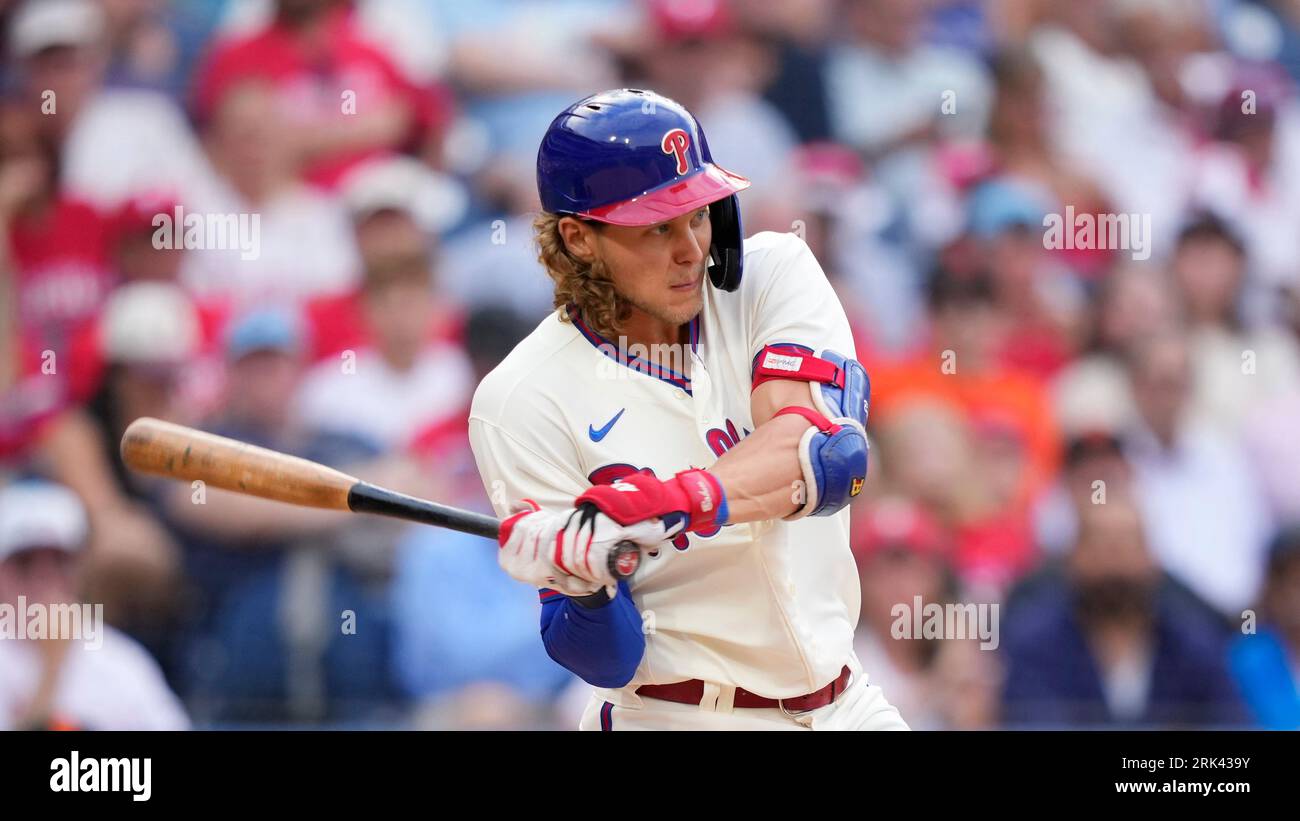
(704, 375, 845, 524)
(540, 583, 645, 688)
(707, 413, 808, 524)
(572, 398, 838, 530)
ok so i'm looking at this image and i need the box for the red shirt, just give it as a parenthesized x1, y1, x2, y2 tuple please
(8, 198, 113, 358)
(998, 322, 1075, 381)
(954, 510, 1037, 591)
(302, 290, 465, 362)
(192, 7, 451, 188)
(0, 330, 68, 463)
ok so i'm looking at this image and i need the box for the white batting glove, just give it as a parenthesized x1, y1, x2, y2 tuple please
(496, 501, 671, 596)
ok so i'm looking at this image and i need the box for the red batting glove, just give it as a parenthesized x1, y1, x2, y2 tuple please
(575, 469, 728, 534)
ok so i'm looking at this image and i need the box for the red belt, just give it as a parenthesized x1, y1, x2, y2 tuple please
(635, 666, 852, 712)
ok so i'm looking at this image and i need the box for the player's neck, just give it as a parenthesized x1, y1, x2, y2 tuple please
(619, 309, 692, 373)
(620, 311, 690, 349)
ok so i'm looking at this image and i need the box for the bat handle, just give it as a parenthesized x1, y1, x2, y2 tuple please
(608, 540, 641, 580)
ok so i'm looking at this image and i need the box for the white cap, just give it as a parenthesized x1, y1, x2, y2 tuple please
(341, 156, 468, 235)
(8, 0, 105, 60)
(98, 282, 201, 365)
(0, 481, 88, 561)
(1052, 360, 1138, 438)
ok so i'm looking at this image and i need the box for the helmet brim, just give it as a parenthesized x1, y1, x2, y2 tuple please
(576, 163, 751, 226)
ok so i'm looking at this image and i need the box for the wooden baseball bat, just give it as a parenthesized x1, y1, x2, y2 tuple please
(119, 417, 641, 578)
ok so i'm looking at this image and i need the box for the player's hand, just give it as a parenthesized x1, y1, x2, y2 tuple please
(496, 501, 670, 595)
(574, 469, 724, 534)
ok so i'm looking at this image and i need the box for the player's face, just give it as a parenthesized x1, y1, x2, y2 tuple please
(594, 207, 713, 330)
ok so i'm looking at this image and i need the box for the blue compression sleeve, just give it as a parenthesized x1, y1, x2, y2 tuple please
(539, 581, 645, 688)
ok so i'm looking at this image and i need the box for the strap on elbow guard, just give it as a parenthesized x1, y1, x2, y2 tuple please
(753, 346, 870, 427)
(755, 347, 870, 518)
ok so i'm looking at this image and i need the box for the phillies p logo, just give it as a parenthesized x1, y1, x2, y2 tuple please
(661, 128, 691, 175)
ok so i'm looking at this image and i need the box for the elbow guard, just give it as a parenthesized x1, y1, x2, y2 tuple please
(754, 346, 870, 519)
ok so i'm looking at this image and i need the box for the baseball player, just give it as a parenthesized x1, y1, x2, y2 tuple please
(469, 89, 908, 730)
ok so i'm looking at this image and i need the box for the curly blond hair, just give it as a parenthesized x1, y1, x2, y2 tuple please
(533, 211, 631, 339)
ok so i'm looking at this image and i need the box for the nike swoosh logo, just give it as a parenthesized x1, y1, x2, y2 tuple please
(588, 408, 626, 442)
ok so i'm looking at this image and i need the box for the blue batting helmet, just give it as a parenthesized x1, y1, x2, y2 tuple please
(536, 89, 751, 291)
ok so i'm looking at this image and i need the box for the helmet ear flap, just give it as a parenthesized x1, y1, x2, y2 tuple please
(707, 194, 743, 291)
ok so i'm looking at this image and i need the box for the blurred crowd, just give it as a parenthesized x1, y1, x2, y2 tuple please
(2, 0, 1300, 730)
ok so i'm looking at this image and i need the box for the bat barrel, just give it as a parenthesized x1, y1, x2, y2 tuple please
(121, 417, 358, 510)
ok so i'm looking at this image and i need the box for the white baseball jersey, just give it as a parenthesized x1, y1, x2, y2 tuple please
(469, 231, 860, 703)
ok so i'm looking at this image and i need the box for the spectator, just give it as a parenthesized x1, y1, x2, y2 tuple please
(731, 0, 837, 142)
(339, 155, 467, 245)
(1027, 0, 1199, 239)
(437, 193, 555, 321)
(389, 521, 576, 728)
(98, 0, 184, 92)
(407, 305, 532, 497)
(1170, 212, 1300, 435)
(60, 191, 231, 408)
(1050, 261, 1177, 439)
(349, 154, 553, 321)
(1217, 0, 1300, 86)
(180, 80, 361, 308)
(966, 178, 1086, 377)
(295, 206, 473, 453)
(0, 102, 96, 462)
(981, 48, 1112, 281)
(1242, 283, 1300, 522)
(1122, 329, 1273, 617)
(851, 495, 1001, 729)
(210, 0, 452, 90)
(1002, 497, 1244, 727)
(33, 283, 203, 654)
(0, 101, 112, 364)
(191, 0, 451, 189)
(747, 143, 923, 358)
(1034, 430, 1134, 556)
(161, 306, 414, 722)
(873, 396, 1033, 593)
(1230, 526, 1300, 729)
(0, 480, 189, 730)
(107, 191, 186, 284)
(825, 0, 991, 157)
(867, 266, 1061, 524)
(430, 0, 624, 169)
(1191, 64, 1300, 303)
(616, 0, 800, 194)
(6, 0, 208, 209)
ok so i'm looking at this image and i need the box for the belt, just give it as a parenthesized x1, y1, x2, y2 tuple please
(635, 666, 852, 712)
